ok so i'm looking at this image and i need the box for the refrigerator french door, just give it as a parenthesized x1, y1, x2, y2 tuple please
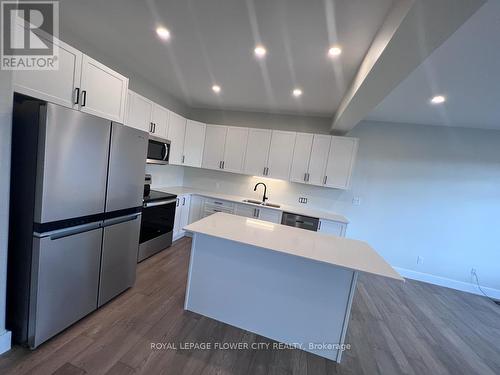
(7, 95, 147, 348)
(99, 123, 147, 307)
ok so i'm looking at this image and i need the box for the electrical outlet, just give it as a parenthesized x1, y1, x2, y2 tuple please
(352, 196, 361, 206)
(298, 197, 308, 204)
(417, 256, 424, 265)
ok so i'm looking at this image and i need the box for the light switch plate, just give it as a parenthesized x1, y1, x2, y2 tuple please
(352, 196, 361, 206)
(298, 197, 308, 204)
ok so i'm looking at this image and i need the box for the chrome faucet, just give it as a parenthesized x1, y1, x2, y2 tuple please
(254, 182, 268, 203)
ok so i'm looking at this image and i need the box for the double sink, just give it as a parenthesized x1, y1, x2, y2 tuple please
(242, 199, 281, 209)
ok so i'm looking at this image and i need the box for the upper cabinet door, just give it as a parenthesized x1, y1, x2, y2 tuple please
(126, 91, 152, 132)
(13, 36, 82, 109)
(167, 111, 187, 165)
(243, 129, 272, 176)
(79, 55, 128, 123)
(324, 137, 359, 189)
(308, 135, 332, 186)
(267, 131, 296, 180)
(183, 120, 206, 168)
(290, 133, 313, 184)
(151, 103, 169, 137)
(223, 127, 249, 173)
(202, 125, 227, 170)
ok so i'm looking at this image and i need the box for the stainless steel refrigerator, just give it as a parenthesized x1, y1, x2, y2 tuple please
(7, 94, 148, 348)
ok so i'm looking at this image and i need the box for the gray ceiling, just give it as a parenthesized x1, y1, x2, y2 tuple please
(367, 0, 500, 130)
(59, 0, 394, 116)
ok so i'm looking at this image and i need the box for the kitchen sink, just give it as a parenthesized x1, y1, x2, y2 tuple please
(242, 199, 281, 208)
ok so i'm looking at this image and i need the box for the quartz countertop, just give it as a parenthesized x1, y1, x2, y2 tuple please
(184, 212, 403, 281)
(153, 186, 349, 224)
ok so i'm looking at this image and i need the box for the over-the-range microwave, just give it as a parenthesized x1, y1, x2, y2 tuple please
(147, 135, 170, 165)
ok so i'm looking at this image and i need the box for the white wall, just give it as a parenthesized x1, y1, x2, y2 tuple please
(146, 164, 185, 187)
(346, 121, 500, 296)
(189, 108, 332, 134)
(174, 120, 500, 297)
(0, 71, 13, 353)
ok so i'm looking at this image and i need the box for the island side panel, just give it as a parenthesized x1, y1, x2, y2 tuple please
(184, 233, 355, 361)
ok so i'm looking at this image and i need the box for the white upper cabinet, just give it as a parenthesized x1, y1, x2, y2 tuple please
(308, 135, 332, 186)
(79, 55, 128, 123)
(202, 125, 227, 170)
(12, 25, 128, 123)
(167, 111, 187, 165)
(290, 133, 314, 183)
(223, 127, 248, 173)
(323, 137, 359, 189)
(126, 91, 152, 132)
(243, 129, 272, 176)
(183, 120, 206, 168)
(13, 37, 82, 110)
(266, 130, 296, 180)
(151, 104, 169, 138)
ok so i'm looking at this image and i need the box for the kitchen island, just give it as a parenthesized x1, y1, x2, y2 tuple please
(183, 213, 403, 362)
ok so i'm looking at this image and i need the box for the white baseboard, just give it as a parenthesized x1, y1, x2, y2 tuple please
(394, 267, 500, 300)
(0, 330, 11, 355)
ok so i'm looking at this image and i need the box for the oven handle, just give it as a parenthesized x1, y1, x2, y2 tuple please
(143, 198, 177, 208)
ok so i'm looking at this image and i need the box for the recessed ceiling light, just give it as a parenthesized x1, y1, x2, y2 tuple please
(430, 95, 446, 104)
(292, 88, 303, 97)
(254, 45, 267, 58)
(328, 46, 342, 57)
(156, 26, 171, 41)
(212, 84, 221, 94)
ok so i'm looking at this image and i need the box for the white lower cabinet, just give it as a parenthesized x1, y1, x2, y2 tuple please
(173, 194, 191, 240)
(188, 195, 204, 224)
(318, 219, 347, 237)
(201, 198, 235, 218)
(234, 203, 282, 224)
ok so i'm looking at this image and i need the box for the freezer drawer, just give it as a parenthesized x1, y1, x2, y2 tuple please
(98, 213, 141, 307)
(31, 226, 102, 348)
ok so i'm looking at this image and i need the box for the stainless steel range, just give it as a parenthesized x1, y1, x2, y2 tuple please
(138, 175, 177, 262)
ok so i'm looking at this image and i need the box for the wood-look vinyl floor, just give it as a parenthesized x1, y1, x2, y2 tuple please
(1, 237, 499, 375)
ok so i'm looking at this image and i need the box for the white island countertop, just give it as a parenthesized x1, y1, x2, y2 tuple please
(184, 212, 403, 281)
(154, 186, 349, 224)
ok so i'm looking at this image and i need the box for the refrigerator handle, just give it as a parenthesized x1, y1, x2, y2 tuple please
(34, 221, 102, 240)
(103, 213, 141, 228)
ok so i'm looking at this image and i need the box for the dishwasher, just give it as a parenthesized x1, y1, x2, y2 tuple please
(281, 212, 319, 231)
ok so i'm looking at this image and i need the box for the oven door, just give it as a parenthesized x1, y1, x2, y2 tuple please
(146, 137, 170, 165)
(140, 199, 176, 244)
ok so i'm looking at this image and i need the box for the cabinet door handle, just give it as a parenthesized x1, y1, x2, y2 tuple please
(304, 173, 307, 182)
(182, 197, 186, 206)
(81, 90, 87, 107)
(255, 208, 259, 218)
(176, 198, 179, 207)
(222, 161, 225, 169)
(74, 88, 80, 105)
(318, 221, 322, 231)
(219, 161, 222, 169)
(307, 173, 310, 182)
(182, 155, 185, 164)
(153, 123, 156, 133)
(323, 176, 328, 185)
